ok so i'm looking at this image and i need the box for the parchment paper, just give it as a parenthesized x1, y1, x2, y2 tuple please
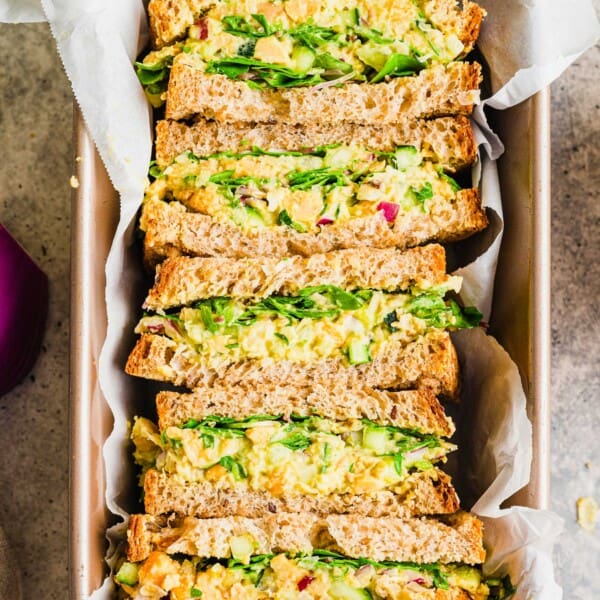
(3, 0, 599, 598)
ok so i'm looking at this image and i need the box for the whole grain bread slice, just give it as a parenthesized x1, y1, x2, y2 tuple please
(148, 0, 484, 52)
(156, 384, 454, 436)
(165, 61, 482, 123)
(127, 509, 484, 564)
(142, 468, 459, 524)
(140, 191, 487, 266)
(125, 330, 460, 399)
(154, 116, 477, 171)
(143, 244, 448, 310)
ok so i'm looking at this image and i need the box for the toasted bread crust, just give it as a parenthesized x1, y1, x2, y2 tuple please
(128, 509, 483, 564)
(125, 330, 460, 399)
(154, 116, 477, 171)
(140, 190, 487, 266)
(143, 245, 447, 310)
(165, 61, 482, 123)
(156, 385, 455, 436)
(148, 0, 484, 51)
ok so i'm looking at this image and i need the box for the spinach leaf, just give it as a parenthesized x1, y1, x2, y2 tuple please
(273, 433, 312, 451)
(298, 285, 366, 310)
(222, 14, 276, 38)
(277, 209, 308, 233)
(438, 169, 462, 192)
(287, 167, 349, 191)
(289, 23, 340, 48)
(406, 293, 482, 329)
(411, 182, 433, 211)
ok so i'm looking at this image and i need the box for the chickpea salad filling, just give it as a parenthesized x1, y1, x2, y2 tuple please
(132, 414, 455, 496)
(135, 283, 482, 368)
(115, 550, 516, 600)
(145, 144, 465, 234)
(137, 0, 470, 104)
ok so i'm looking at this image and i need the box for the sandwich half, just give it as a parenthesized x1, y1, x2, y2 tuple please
(141, 139, 487, 265)
(138, 0, 484, 123)
(125, 245, 481, 396)
(132, 382, 459, 517)
(114, 512, 516, 599)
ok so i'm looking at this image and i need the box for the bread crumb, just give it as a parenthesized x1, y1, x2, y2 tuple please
(70, 175, 80, 189)
(576, 497, 598, 531)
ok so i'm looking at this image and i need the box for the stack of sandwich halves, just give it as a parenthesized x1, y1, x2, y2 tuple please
(117, 0, 514, 598)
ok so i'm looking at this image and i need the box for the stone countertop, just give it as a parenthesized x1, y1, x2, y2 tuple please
(0, 15, 598, 600)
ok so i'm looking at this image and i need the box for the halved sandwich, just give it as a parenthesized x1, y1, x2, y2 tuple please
(125, 245, 482, 396)
(141, 137, 487, 265)
(137, 0, 484, 122)
(114, 512, 515, 599)
(132, 382, 459, 517)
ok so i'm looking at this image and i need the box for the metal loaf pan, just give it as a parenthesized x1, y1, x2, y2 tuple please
(69, 90, 551, 597)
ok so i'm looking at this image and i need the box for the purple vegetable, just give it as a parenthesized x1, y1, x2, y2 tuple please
(376, 201, 400, 223)
(0, 224, 49, 396)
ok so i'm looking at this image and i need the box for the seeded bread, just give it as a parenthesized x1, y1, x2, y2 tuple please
(156, 384, 455, 436)
(148, 0, 485, 52)
(140, 191, 487, 266)
(125, 330, 460, 399)
(142, 468, 459, 523)
(143, 244, 448, 310)
(128, 510, 484, 564)
(154, 116, 478, 171)
(165, 61, 482, 123)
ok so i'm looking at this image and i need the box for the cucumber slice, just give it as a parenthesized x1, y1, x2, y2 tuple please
(230, 534, 256, 561)
(340, 8, 360, 28)
(292, 45, 316, 72)
(356, 43, 390, 71)
(329, 580, 373, 599)
(448, 566, 482, 593)
(362, 427, 389, 454)
(115, 562, 139, 586)
(393, 146, 421, 169)
(347, 340, 371, 365)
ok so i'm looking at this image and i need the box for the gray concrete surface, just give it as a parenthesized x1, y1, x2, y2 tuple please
(0, 14, 598, 600)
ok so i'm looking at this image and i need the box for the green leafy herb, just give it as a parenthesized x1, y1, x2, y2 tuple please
(160, 431, 183, 449)
(384, 311, 399, 332)
(135, 57, 173, 106)
(370, 53, 423, 83)
(237, 39, 257, 57)
(273, 433, 312, 451)
(393, 453, 403, 476)
(314, 52, 353, 74)
(274, 332, 289, 344)
(354, 26, 394, 44)
(218, 456, 248, 480)
(190, 587, 203, 597)
(298, 285, 366, 310)
(148, 161, 163, 180)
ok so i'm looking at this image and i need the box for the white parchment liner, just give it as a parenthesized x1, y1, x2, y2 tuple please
(3, 0, 599, 598)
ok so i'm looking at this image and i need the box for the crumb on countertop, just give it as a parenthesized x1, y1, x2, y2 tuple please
(576, 497, 598, 532)
(70, 175, 80, 189)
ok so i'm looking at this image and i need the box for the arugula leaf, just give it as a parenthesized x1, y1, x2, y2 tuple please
(320, 442, 331, 473)
(274, 332, 289, 344)
(289, 22, 340, 48)
(313, 52, 353, 74)
(273, 433, 312, 451)
(406, 293, 482, 329)
(218, 456, 248, 480)
(287, 167, 349, 191)
(370, 53, 424, 83)
(298, 285, 366, 310)
(208, 170, 270, 202)
(206, 57, 324, 88)
(393, 453, 403, 476)
(354, 26, 394, 44)
(222, 14, 276, 38)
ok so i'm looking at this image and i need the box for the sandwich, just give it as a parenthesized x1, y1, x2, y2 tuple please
(131, 382, 459, 518)
(137, 0, 484, 124)
(141, 133, 487, 265)
(113, 512, 515, 599)
(125, 245, 482, 396)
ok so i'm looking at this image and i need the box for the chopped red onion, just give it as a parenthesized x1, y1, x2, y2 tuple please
(317, 217, 334, 225)
(377, 201, 400, 223)
(0, 224, 48, 396)
(193, 18, 208, 40)
(297, 576, 315, 591)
